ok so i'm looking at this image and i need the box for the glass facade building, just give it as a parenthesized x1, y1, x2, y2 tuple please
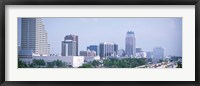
(125, 31, 136, 57)
(99, 42, 118, 59)
(87, 45, 98, 55)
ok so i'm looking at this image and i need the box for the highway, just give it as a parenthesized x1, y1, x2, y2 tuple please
(136, 62, 177, 68)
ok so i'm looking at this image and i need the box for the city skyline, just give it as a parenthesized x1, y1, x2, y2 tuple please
(18, 18, 182, 56)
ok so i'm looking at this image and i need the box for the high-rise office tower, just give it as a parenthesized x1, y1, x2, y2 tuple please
(64, 35, 78, 56)
(153, 47, 164, 59)
(99, 42, 118, 59)
(61, 40, 76, 56)
(87, 45, 98, 55)
(125, 31, 136, 57)
(21, 18, 50, 56)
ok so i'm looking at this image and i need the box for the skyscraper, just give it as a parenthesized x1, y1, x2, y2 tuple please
(64, 35, 78, 56)
(125, 31, 136, 57)
(99, 42, 118, 59)
(21, 18, 50, 56)
(87, 45, 98, 55)
(61, 40, 76, 56)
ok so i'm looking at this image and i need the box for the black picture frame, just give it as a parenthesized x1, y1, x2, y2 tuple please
(0, 0, 199, 86)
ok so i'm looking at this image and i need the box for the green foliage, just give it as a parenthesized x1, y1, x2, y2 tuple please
(79, 64, 92, 68)
(91, 60, 101, 67)
(47, 62, 54, 68)
(26, 59, 67, 68)
(32, 59, 45, 67)
(19, 57, 146, 68)
(47, 60, 66, 68)
(177, 62, 182, 68)
(102, 58, 146, 68)
(79, 60, 101, 68)
(18, 59, 27, 68)
(54, 60, 65, 67)
(28, 63, 34, 67)
(87, 58, 147, 68)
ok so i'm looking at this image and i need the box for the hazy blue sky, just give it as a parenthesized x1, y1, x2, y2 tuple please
(18, 18, 182, 56)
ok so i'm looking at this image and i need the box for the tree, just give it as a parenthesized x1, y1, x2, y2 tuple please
(32, 59, 45, 67)
(47, 62, 54, 68)
(55, 60, 64, 67)
(80, 58, 146, 68)
(18, 60, 27, 68)
(102, 58, 146, 68)
(79, 64, 92, 68)
(177, 62, 182, 68)
(91, 60, 100, 67)
(28, 63, 34, 67)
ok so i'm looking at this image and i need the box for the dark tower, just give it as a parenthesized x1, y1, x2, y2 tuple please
(64, 35, 78, 56)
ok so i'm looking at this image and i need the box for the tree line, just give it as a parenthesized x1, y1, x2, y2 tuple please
(79, 58, 146, 68)
(18, 59, 69, 68)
